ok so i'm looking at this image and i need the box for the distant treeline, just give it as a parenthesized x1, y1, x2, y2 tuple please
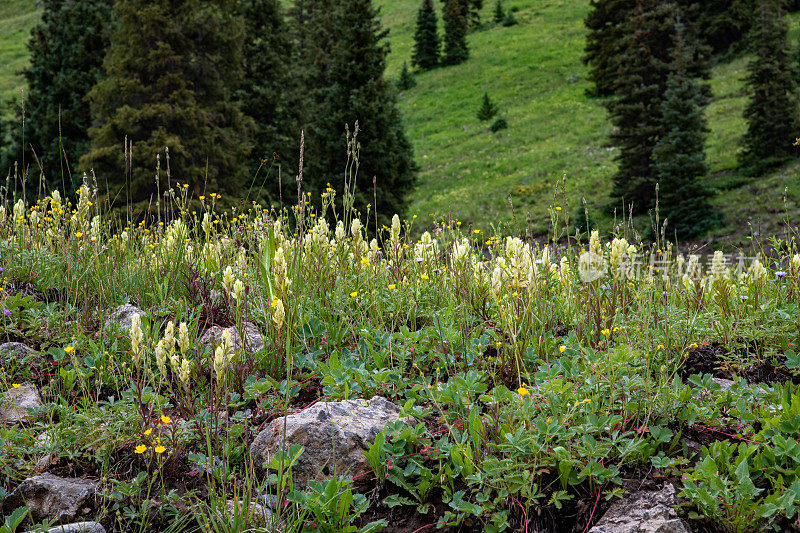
(0, 0, 416, 226)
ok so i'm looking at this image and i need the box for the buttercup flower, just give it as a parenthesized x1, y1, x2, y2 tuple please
(135, 445, 147, 454)
(517, 387, 529, 396)
(154, 445, 166, 454)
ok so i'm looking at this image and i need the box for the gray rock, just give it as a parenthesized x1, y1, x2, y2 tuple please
(590, 484, 689, 533)
(221, 500, 277, 527)
(103, 304, 143, 332)
(712, 377, 735, 392)
(0, 342, 39, 362)
(1, 382, 43, 423)
(250, 396, 413, 487)
(569, 74, 581, 83)
(199, 322, 264, 352)
(10, 474, 97, 524)
(26, 522, 106, 533)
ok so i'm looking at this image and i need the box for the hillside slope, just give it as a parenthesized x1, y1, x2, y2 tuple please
(3, 0, 800, 247)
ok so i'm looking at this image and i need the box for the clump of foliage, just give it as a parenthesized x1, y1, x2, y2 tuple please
(442, 0, 470, 65)
(397, 61, 417, 90)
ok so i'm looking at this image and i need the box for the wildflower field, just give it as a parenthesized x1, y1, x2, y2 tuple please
(1, 180, 800, 533)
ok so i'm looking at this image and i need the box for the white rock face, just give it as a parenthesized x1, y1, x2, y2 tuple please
(1, 382, 43, 424)
(590, 484, 689, 533)
(9, 473, 98, 524)
(0, 342, 39, 362)
(199, 322, 265, 352)
(250, 396, 413, 487)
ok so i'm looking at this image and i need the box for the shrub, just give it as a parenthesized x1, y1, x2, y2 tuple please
(490, 117, 508, 132)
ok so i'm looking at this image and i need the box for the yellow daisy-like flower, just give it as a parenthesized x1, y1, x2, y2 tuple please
(12, 383, 20, 389)
(555, 206, 562, 211)
(517, 387, 529, 397)
(583, 398, 592, 404)
(657, 344, 665, 350)
(160, 415, 172, 424)
(546, 417, 552, 424)
(143, 428, 152, 436)
(154, 445, 166, 454)
(421, 274, 429, 280)
(559, 346, 567, 353)
(350, 291, 358, 298)
(75, 232, 83, 238)
(690, 342, 699, 349)
(135, 445, 147, 454)
(64, 346, 74, 354)
(600, 328, 610, 337)
(388, 284, 396, 290)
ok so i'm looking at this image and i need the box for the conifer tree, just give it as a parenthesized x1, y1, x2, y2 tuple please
(0, 0, 113, 193)
(442, 0, 470, 65)
(477, 91, 498, 120)
(583, 0, 636, 97)
(301, 0, 416, 226)
(81, 0, 253, 215)
(412, 0, 441, 71)
(740, 0, 798, 172)
(237, 0, 299, 203)
(606, 1, 709, 214)
(441, 0, 483, 27)
(652, 23, 718, 239)
(494, 0, 504, 23)
(398, 61, 417, 90)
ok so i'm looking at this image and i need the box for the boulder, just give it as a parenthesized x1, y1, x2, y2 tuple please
(1, 382, 43, 424)
(711, 377, 735, 393)
(250, 396, 412, 487)
(590, 484, 689, 533)
(0, 342, 39, 362)
(9, 474, 97, 524)
(103, 304, 143, 332)
(199, 322, 264, 352)
(26, 523, 106, 533)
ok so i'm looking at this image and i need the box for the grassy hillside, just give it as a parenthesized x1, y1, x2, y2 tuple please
(0, 1, 38, 104)
(3, 0, 800, 246)
(377, 0, 800, 246)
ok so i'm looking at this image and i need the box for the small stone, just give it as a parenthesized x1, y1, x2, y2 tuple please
(9, 474, 98, 524)
(103, 304, 144, 332)
(221, 500, 278, 527)
(711, 377, 736, 392)
(0, 342, 39, 362)
(199, 322, 264, 352)
(250, 396, 413, 487)
(590, 485, 689, 533)
(27, 522, 106, 533)
(1, 382, 43, 424)
(569, 74, 581, 83)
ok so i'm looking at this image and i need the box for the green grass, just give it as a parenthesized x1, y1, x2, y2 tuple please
(0, 1, 38, 104)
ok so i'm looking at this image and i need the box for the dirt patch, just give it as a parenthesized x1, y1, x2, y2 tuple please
(680, 342, 799, 385)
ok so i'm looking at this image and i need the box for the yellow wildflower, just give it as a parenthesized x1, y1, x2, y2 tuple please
(160, 415, 172, 424)
(135, 445, 147, 454)
(143, 428, 152, 436)
(517, 387, 529, 397)
(12, 383, 20, 389)
(154, 446, 166, 454)
(559, 346, 566, 353)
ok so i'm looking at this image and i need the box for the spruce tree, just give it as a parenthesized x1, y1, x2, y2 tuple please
(606, 1, 710, 214)
(675, 0, 754, 54)
(81, 0, 253, 215)
(477, 91, 498, 120)
(652, 23, 718, 239)
(398, 62, 417, 90)
(0, 0, 114, 194)
(412, 0, 441, 71)
(442, 0, 470, 65)
(441, 0, 483, 27)
(494, 0, 504, 23)
(237, 0, 299, 203)
(301, 0, 416, 226)
(583, 0, 636, 97)
(740, 0, 798, 172)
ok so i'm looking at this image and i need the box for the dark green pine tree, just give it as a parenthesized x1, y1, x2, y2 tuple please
(477, 91, 498, 120)
(606, 1, 710, 214)
(652, 23, 718, 239)
(583, 0, 636, 97)
(442, 0, 470, 65)
(301, 0, 417, 226)
(676, 0, 755, 54)
(740, 0, 798, 172)
(81, 0, 253, 215)
(397, 61, 417, 90)
(441, 0, 483, 27)
(494, 0, 504, 23)
(0, 0, 114, 194)
(412, 0, 441, 71)
(237, 0, 300, 204)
